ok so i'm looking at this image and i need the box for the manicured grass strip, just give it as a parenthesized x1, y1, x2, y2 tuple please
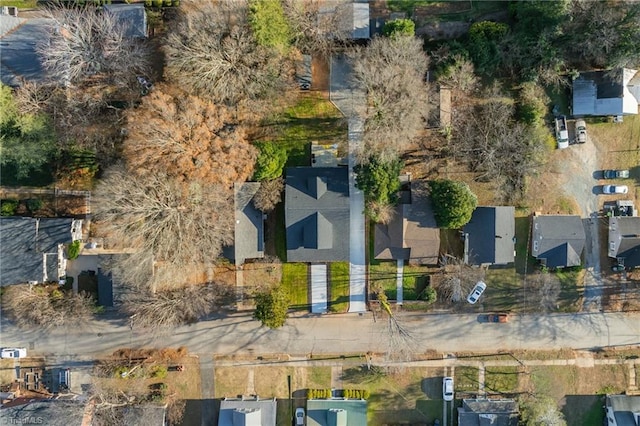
(329, 262, 349, 313)
(281, 263, 308, 309)
(369, 261, 397, 295)
(484, 366, 519, 394)
(555, 267, 585, 313)
(454, 366, 478, 394)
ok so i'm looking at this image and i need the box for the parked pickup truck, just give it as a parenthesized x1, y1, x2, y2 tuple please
(603, 170, 630, 179)
(575, 119, 587, 143)
(555, 116, 569, 149)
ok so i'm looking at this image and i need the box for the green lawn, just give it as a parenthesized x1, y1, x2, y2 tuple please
(484, 366, 520, 395)
(514, 214, 535, 274)
(281, 263, 308, 310)
(329, 262, 350, 313)
(369, 261, 397, 294)
(340, 366, 431, 425)
(556, 267, 585, 312)
(483, 268, 523, 312)
(0, 0, 38, 7)
(454, 366, 478, 395)
(257, 92, 346, 168)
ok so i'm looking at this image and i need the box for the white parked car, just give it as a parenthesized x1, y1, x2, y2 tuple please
(575, 119, 587, 143)
(603, 185, 628, 194)
(443, 377, 454, 401)
(467, 281, 487, 304)
(295, 407, 305, 425)
(0, 348, 27, 358)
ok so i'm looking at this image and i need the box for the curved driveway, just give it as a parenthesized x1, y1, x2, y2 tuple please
(3, 311, 639, 359)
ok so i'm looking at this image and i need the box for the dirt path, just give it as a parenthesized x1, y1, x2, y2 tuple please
(560, 135, 603, 311)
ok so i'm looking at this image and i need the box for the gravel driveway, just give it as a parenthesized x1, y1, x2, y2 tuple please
(560, 134, 603, 311)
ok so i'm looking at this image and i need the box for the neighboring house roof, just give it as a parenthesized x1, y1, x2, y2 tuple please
(306, 399, 367, 426)
(374, 181, 440, 264)
(119, 403, 167, 425)
(285, 167, 350, 262)
(458, 399, 519, 426)
(606, 395, 640, 426)
(572, 68, 640, 116)
(0, 400, 90, 426)
(320, 1, 370, 40)
(0, 16, 50, 86)
(0, 217, 82, 286)
(608, 217, 640, 267)
(218, 397, 277, 426)
(464, 207, 515, 266)
(102, 3, 147, 39)
(224, 182, 264, 266)
(531, 215, 585, 268)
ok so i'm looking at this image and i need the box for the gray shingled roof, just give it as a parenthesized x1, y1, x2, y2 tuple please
(607, 395, 640, 426)
(285, 167, 350, 262)
(0, 400, 88, 426)
(225, 182, 264, 266)
(608, 217, 640, 267)
(0, 16, 50, 87)
(218, 397, 277, 426)
(103, 4, 147, 39)
(458, 399, 519, 426)
(531, 215, 585, 268)
(572, 68, 640, 116)
(0, 218, 79, 286)
(464, 207, 515, 266)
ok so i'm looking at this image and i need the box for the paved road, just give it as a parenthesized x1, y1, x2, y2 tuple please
(329, 55, 367, 312)
(3, 311, 639, 359)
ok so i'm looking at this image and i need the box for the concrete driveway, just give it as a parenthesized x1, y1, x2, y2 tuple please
(330, 55, 367, 312)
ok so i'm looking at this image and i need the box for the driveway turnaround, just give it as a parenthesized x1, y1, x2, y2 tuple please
(330, 55, 367, 313)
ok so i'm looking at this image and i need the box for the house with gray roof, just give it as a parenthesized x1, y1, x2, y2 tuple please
(103, 3, 147, 39)
(0, 217, 82, 286)
(0, 400, 90, 426)
(605, 394, 640, 426)
(463, 207, 515, 266)
(573, 68, 640, 116)
(531, 215, 585, 268)
(218, 396, 277, 426)
(0, 14, 50, 87)
(458, 398, 519, 426)
(374, 180, 440, 265)
(285, 167, 350, 262)
(306, 398, 367, 426)
(608, 217, 640, 267)
(224, 182, 264, 266)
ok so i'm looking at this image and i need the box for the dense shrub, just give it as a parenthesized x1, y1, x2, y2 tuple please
(428, 180, 477, 229)
(253, 142, 288, 181)
(1, 199, 18, 216)
(382, 18, 415, 38)
(67, 241, 81, 260)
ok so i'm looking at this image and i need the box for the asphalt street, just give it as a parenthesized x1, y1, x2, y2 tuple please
(2, 311, 639, 359)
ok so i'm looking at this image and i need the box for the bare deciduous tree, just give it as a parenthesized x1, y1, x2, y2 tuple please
(122, 284, 234, 330)
(164, 1, 292, 105)
(282, 0, 351, 57)
(37, 5, 151, 89)
(438, 255, 485, 303)
(123, 87, 257, 185)
(93, 167, 234, 290)
(452, 85, 547, 202)
(348, 36, 430, 162)
(2, 284, 95, 328)
(253, 177, 284, 212)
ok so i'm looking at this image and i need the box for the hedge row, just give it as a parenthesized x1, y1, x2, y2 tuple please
(307, 389, 332, 399)
(344, 389, 370, 400)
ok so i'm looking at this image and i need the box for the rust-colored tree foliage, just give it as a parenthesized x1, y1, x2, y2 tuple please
(123, 87, 257, 186)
